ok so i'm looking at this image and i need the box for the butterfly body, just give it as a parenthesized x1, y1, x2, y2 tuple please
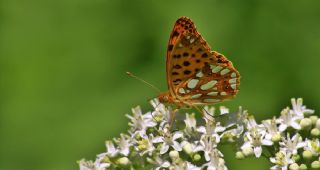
(158, 16, 240, 107)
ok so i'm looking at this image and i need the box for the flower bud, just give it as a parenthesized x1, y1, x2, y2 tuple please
(311, 128, 320, 137)
(146, 157, 154, 164)
(311, 161, 320, 169)
(182, 142, 193, 155)
(219, 158, 225, 164)
(102, 156, 110, 163)
(137, 144, 147, 150)
(169, 150, 179, 160)
(116, 157, 130, 167)
(154, 113, 163, 122)
(316, 119, 320, 129)
(310, 116, 318, 125)
(289, 163, 299, 170)
(299, 164, 307, 170)
(235, 151, 245, 160)
(292, 154, 300, 161)
(302, 150, 313, 160)
(300, 118, 312, 130)
(242, 147, 254, 156)
(271, 133, 281, 142)
(193, 154, 201, 161)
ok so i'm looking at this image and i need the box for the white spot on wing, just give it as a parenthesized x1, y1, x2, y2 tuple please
(229, 78, 237, 84)
(231, 72, 237, 78)
(196, 71, 203, 78)
(220, 68, 230, 75)
(220, 92, 227, 96)
(211, 65, 223, 73)
(203, 98, 220, 103)
(178, 88, 186, 94)
(187, 79, 199, 89)
(207, 92, 218, 96)
(191, 94, 202, 99)
(200, 80, 218, 90)
(231, 84, 237, 90)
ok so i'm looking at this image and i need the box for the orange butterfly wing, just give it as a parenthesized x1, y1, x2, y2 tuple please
(166, 16, 240, 105)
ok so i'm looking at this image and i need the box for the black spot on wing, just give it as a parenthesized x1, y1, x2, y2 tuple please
(184, 70, 191, 75)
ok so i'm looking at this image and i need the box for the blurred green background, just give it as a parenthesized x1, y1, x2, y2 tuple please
(1, 0, 320, 169)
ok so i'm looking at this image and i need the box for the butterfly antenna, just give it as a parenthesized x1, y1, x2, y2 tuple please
(126, 72, 161, 93)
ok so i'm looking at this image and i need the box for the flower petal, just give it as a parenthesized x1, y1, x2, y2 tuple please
(152, 137, 163, 143)
(262, 139, 273, 146)
(254, 146, 262, 157)
(160, 144, 169, 154)
(162, 161, 170, 168)
(279, 124, 287, 132)
(204, 152, 210, 161)
(173, 131, 183, 140)
(291, 121, 301, 130)
(172, 141, 182, 151)
(197, 126, 206, 134)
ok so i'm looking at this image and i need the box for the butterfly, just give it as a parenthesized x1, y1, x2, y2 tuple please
(158, 16, 240, 108)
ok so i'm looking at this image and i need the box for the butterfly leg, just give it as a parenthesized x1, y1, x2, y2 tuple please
(169, 109, 177, 130)
(168, 102, 184, 130)
(199, 105, 216, 123)
(187, 104, 216, 122)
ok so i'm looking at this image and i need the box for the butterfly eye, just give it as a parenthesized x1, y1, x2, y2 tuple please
(161, 95, 169, 102)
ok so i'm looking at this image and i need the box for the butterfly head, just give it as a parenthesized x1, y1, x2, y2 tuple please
(158, 91, 174, 103)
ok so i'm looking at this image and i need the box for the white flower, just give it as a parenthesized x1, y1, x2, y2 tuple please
(202, 148, 228, 170)
(150, 98, 167, 114)
(219, 106, 230, 115)
(290, 98, 314, 118)
(270, 151, 294, 170)
(105, 141, 118, 157)
(199, 135, 220, 161)
(304, 138, 320, 156)
(246, 116, 260, 130)
(135, 134, 156, 156)
(222, 107, 248, 137)
(277, 107, 301, 132)
(79, 159, 95, 170)
(197, 121, 225, 140)
(185, 162, 202, 170)
(80, 97, 316, 170)
(152, 126, 183, 154)
(126, 106, 157, 136)
(197, 110, 226, 139)
(113, 133, 131, 156)
(147, 156, 170, 170)
(150, 98, 174, 127)
(262, 118, 281, 141)
(241, 128, 273, 157)
(181, 141, 203, 155)
(94, 153, 111, 170)
(279, 133, 305, 155)
(169, 161, 201, 170)
(184, 113, 199, 138)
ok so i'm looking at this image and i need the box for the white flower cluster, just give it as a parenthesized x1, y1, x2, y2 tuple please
(79, 98, 320, 170)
